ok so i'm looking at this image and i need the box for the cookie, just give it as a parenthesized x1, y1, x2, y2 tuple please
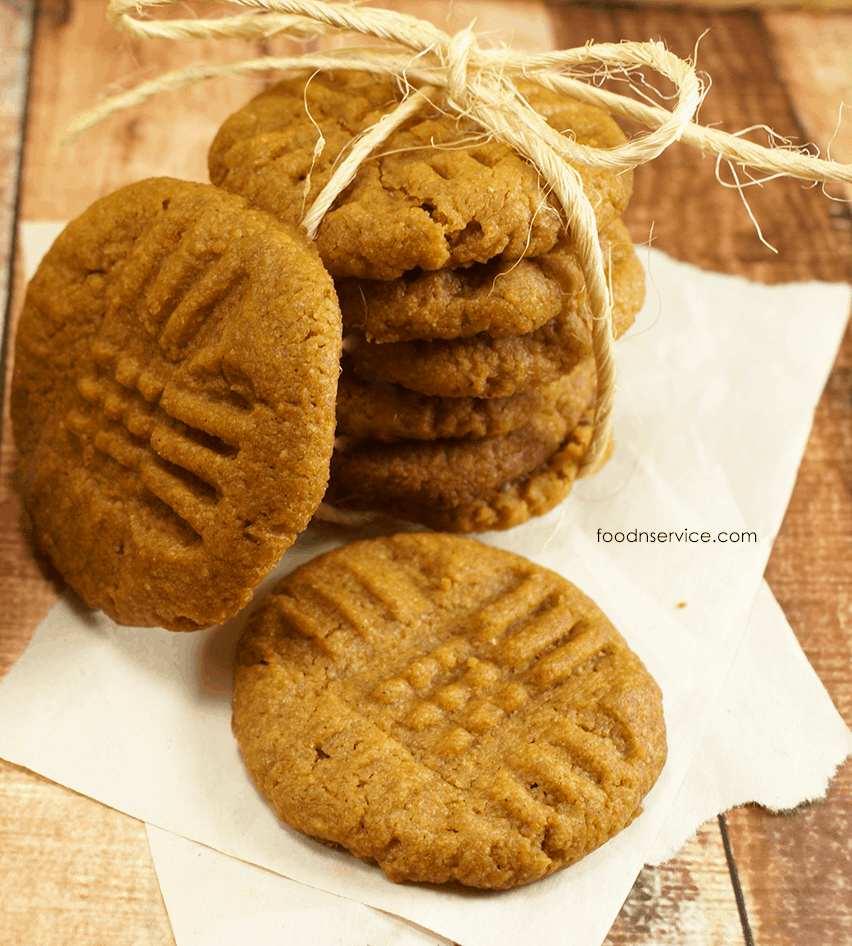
(336, 354, 587, 442)
(380, 410, 604, 533)
(232, 532, 667, 888)
(327, 398, 601, 532)
(335, 250, 575, 343)
(208, 70, 633, 280)
(11, 177, 341, 631)
(351, 220, 644, 398)
(328, 359, 595, 510)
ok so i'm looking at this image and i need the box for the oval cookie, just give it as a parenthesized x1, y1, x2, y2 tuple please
(12, 178, 342, 631)
(232, 533, 667, 888)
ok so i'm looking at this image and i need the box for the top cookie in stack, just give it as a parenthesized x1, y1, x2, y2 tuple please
(209, 70, 645, 532)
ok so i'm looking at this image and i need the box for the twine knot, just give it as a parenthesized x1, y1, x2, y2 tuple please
(444, 26, 478, 114)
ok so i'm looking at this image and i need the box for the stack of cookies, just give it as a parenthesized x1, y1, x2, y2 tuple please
(208, 69, 646, 532)
(12, 70, 667, 891)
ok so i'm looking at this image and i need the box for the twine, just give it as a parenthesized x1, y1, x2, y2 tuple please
(70, 0, 852, 479)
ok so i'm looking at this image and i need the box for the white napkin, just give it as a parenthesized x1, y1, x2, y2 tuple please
(1, 227, 849, 946)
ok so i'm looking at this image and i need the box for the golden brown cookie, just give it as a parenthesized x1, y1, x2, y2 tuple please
(335, 250, 575, 343)
(327, 399, 601, 534)
(232, 532, 667, 888)
(351, 221, 644, 398)
(381, 410, 605, 532)
(11, 178, 341, 631)
(328, 359, 595, 510)
(208, 70, 633, 280)
(336, 354, 587, 442)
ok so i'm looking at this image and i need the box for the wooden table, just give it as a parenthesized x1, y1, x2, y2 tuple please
(1, 1, 850, 943)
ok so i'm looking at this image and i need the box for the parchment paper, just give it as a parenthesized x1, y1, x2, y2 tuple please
(144, 574, 852, 946)
(0, 227, 849, 946)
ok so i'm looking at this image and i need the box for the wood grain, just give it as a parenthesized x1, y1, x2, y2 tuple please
(764, 11, 852, 202)
(0, 0, 32, 340)
(0, 759, 176, 946)
(547, 8, 852, 944)
(547, 4, 852, 283)
(0, 0, 58, 679)
(729, 312, 852, 943)
(0, 1, 850, 944)
(608, 820, 746, 946)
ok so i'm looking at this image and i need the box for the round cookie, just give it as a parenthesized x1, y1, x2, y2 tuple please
(336, 355, 589, 442)
(326, 402, 601, 533)
(208, 70, 633, 280)
(328, 359, 595, 510)
(378, 409, 604, 533)
(352, 221, 644, 398)
(335, 250, 576, 343)
(12, 178, 341, 631)
(232, 532, 667, 889)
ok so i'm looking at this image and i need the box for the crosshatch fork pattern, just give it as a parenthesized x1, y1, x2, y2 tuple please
(66, 216, 253, 543)
(271, 537, 659, 837)
(357, 565, 635, 798)
(237, 534, 667, 886)
(10, 177, 342, 628)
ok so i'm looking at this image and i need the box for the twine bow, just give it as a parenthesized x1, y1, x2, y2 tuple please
(69, 0, 852, 478)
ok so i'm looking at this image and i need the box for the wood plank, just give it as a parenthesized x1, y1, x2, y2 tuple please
(0, 759, 176, 946)
(726, 305, 852, 941)
(607, 820, 746, 945)
(19, 0, 310, 223)
(0, 0, 51, 675)
(0, 0, 33, 345)
(764, 11, 852, 200)
(547, 4, 852, 283)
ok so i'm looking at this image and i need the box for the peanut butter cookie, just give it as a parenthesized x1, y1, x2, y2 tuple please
(12, 178, 341, 631)
(232, 532, 667, 888)
(336, 355, 588, 442)
(335, 250, 574, 343)
(378, 409, 602, 533)
(209, 70, 633, 280)
(328, 359, 595, 510)
(351, 221, 644, 398)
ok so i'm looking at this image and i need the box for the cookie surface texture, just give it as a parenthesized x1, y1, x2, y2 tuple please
(12, 177, 341, 631)
(233, 533, 667, 888)
(388, 408, 600, 532)
(208, 71, 633, 280)
(335, 251, 574, 343)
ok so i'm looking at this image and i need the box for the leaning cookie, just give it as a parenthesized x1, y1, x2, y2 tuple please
(208, 70, 633, 280)
(232, 532, 667, 889)
(351, 221, 644, 398)
(11, 178, 341, 631)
